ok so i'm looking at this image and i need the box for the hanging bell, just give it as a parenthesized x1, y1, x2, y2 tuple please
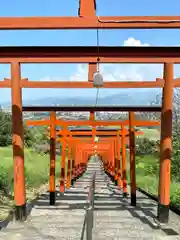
(93, 71, 104, 88)
(94, 136, 99, 143)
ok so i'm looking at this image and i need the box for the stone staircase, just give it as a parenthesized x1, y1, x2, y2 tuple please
(0, 158, 180, 239)
(91, 160, 180, 239)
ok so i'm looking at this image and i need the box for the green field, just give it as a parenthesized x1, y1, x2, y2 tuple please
(126, 154, 180, 208)
(0, 128, 178, 221)
(137, 128, 160, 141)
(99, 126, 160, 141)
(0, 147, 61, 220)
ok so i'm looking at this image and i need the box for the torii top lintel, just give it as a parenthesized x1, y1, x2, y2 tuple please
(22, 105, 161, 112)
(0, 0, 180, 30)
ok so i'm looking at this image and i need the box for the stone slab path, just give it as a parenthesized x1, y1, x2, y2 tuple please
(0, 158, 180, 239)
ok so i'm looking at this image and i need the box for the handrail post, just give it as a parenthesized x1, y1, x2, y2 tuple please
(86, 171, 96, 240)
(86, 206, 93, 240)
(92, 172, 95, 227)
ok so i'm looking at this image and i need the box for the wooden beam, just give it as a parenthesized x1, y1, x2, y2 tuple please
(0, 16, 180, 30)
(56, 130, 144, 137)
(2, 78, 180, 88)
(0, 46, 180, 63)
(26, 119, 160, 127)
(23, 105, 162, 112)
(20, 79, 180, 88)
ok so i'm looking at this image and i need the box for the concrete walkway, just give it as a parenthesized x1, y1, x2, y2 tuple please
(0, 158, 180, 239)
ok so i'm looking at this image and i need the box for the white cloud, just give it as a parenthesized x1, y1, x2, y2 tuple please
(38, 38, 170, 85)
(39, 37, 154, 84)
(123, 37, 150, 47)
(39, 76, 52, 81)
(39, 64, 88, 82)
(100, 64, 146, 82)
(67, 37, 153, 83)
(68, 62, 151, 83)
(39, 76, 62, 81)
(69, 64, 87, 81)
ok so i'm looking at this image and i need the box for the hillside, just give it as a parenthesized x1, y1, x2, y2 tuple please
(0, 89, 161, 107)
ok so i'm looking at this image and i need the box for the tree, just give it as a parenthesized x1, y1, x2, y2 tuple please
(0, 108, 12, 146)
(138, 89, 180, 182)
(0, 107, 47, 148)
(139, 92, 161, 121)
(142, 89, 180, 132)
(24, 126, 37, 147)
(171, 133, 180, 182)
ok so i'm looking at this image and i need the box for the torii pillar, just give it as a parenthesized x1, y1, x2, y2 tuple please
(11, 62, 26, 221)
(49, 111, 56, 205)
(129, 112, 136, 206)
(158, 63, 173, 223)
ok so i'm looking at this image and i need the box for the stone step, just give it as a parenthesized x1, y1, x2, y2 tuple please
(92, 237, 158, 240)
(29, 218, 85, 225)
(92, 224, 160, 232)
(92, 228, 166, 239)
(30, 210, 85, 217)
(93, 212, 145, 218)
(28, 218, 155, 229)
(0, 232, 7, 237)
(26, 226, 84, 238)
(27, 222, 85, 228)
(36, 200, 87, 204)
(155, 237, 180, 240)
(93, 218, 149, 224)
(0, 232, 69, 240)
(1, 228, 85, 240)
(29, 213, 85, 219)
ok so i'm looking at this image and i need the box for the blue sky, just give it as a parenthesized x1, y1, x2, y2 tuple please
(0, 0, 180, 104)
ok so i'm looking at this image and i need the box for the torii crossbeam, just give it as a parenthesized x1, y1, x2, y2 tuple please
(0, 0, 180, 29)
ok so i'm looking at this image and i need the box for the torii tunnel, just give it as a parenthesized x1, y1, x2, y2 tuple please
(0, 0, 179, 229)
(24, 106, 163, 222)
(6, 62, 174, 225)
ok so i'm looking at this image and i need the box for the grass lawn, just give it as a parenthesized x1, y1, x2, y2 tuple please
(137, 128, 160, 141)
(126, 154, 180, 208)
(101, 127, 160, 141)
(0, 146, 63, 220)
